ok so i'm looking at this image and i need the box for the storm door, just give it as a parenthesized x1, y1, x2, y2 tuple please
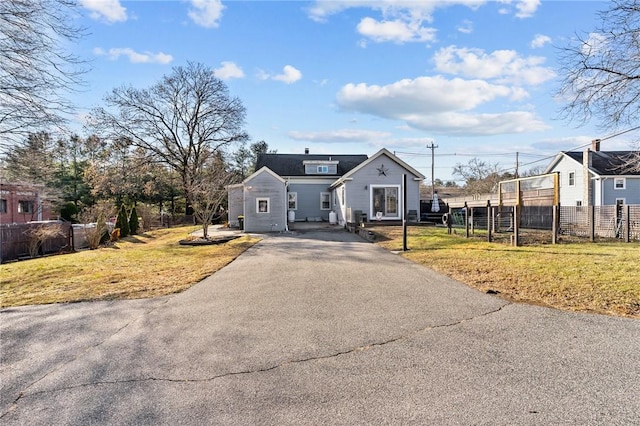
(372, 186, 399, 219)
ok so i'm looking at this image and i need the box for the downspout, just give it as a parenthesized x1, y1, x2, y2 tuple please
(284, 180, 289, 232)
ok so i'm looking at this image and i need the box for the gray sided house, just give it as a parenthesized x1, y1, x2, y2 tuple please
(544, 144, 640, 207)
(227, 148, 425, 232)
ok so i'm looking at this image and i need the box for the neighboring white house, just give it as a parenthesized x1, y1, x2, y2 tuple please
(227, 148, 425, 233)
(544, 141, 640, 207)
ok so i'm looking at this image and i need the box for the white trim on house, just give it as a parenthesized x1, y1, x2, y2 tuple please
(330, 148, 425, 189)
(288, 192, 297, 210)
(568, 171, 576, 187)
(256, 197, 270, 213)
(244, 166, 287, 185)
(614, 177, 626, 189)
(320, 192, 331, 210)
(370, 184, 401, 220)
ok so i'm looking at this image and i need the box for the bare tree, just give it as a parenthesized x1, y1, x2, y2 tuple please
(186, 153, 237, 240)
(453, 158, 512, 195)
(558, 0, 640, 171)
(89, 62, 249, 202)
(0, 0, 86, 151)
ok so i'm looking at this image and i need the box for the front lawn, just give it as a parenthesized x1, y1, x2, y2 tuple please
(370, 225, 640, 318)
(1, 227, 259, 307)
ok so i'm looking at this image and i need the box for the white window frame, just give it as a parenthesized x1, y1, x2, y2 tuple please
(614, 177, 626, 190)
(616, 198, 626, 206)
(320, 192, 331, 210)
(568, 171, 575, 187)
(256, 197, 270, 214)
(18, 200, 34, 214)
(370, 184, 401, 220)
(288, 192, 297, 210)
(317, 165, 329, 174)
(576, 200, 582, 207)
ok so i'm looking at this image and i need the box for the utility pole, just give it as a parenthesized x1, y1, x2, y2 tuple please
(427, 141, 439, 196)
(515, 152, 519, 179)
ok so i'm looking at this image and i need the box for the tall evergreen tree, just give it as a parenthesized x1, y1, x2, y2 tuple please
(129, 205, 139, 235)
(116, 204, 130, 238)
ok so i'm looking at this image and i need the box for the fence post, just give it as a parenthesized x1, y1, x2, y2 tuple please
(471, 207, 475, 234)
(464, 202, 469, 238)
(625, 204, 631, 243)
(513, 205, 520, 246)
(552, 205, 558, 244)
(487, 200, 492, 242)
(589, 206, 595, 242)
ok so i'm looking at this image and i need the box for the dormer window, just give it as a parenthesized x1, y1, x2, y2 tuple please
(303, 160, 338, 175)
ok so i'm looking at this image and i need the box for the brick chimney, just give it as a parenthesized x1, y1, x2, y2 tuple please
(591, 139, 601, 152)
(304, 148, 309, 154)
(583, 148, 593, 206)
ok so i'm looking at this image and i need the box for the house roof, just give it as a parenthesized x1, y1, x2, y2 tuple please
(545, 151, 640, 176)
(243, 166, 286, 184)
(330, 148, 426, 188)
(255, 153, 368, 177)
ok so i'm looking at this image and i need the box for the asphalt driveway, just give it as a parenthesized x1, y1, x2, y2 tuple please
(1, 229, 639, 425)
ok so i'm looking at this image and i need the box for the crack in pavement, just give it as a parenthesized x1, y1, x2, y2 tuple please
(1, 298, 173, 419)
(5, 302, 511, 407)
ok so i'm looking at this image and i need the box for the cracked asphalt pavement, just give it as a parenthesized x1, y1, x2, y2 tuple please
(1, 229, 639, 425)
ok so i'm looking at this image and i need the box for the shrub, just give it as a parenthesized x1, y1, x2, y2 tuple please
(24, 223, 65, 258)
(110, 228, 120, 242)
(129, 206, 139, 235)
(59, 202, 78, 222)
(78, 202, 115, 250)
(116, 204, 130, 238)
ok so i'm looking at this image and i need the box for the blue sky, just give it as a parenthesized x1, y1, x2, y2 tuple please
(70, 0, 636, 183)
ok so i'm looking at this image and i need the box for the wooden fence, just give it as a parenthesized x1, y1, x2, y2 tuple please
(1, 222, 72, 263)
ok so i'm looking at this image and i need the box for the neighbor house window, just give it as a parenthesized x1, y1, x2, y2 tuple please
(288, 192, 297, 210)
(256, 198, 269, 213)
(576, 200, 582, 207)
(614, 178, 626, 189)
(568, 171, 575, 186)
(320, 192, 330, 210)
(0, 199, 6, 213)
(18, 200, 34, 214)
(317, 165, 329, 174)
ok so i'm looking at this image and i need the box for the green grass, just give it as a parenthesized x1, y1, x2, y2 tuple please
(1, 227, 260, 307)
(370, 225, 640, 318)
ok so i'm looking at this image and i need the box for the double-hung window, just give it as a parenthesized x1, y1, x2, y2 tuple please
(320, 192, 330, 210)
(614, 178, 626, 190)
(288, 192, 297, 210)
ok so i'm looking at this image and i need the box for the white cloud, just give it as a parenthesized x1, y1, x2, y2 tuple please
(496, 0, 540, 18)
(336, 76, 547, 136)
(404, 111, 548, 135)
(260, 65, 302, 84)
(581, 32, 607, 55)
(515, 0, 540, 18)
(434, 46, 555, 86)
(80, 0, 127, 23)
(308, 1, 483, 44)
(213, 61, 245, 80)
(457, 20, 473, 34)
(357, 17, 436, 44)
(93, 47, 173, 64)
(188, 0, 225, 28)
(288, 129, 392, 143)
(531, 34, 551, 49)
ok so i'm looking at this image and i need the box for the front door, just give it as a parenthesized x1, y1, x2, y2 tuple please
(372, 186, 399, 219)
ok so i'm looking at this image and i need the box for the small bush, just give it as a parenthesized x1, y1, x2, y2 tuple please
(24, 224, 65, 258)
(110, 228, 121, 242)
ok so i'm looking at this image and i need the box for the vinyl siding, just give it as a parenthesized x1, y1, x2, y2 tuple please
(287, 181, 334, 221)
(345, 153, 422, 220)
(243, 171, 286, 232)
